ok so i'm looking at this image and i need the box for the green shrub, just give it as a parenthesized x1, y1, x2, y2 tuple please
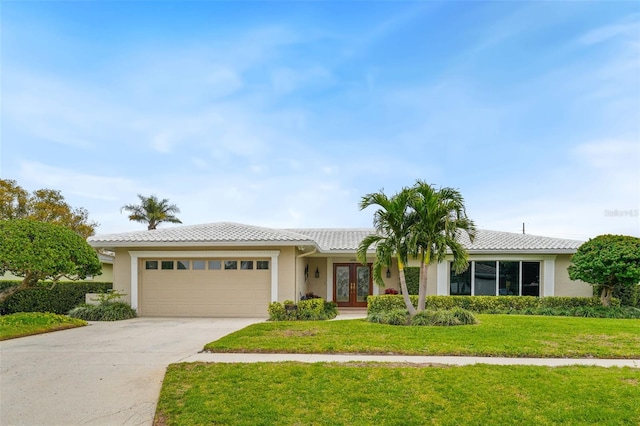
(267, 299, 337, 321)
(450, 307, 478, 325)
(384, 309, 411, 325)
(68, 297, 136, 321)
(410, 310, 434, 326)
(429, 310, 461, 326)
(0, 280, 22, 292)
(368, 295, 621, 315)
(370, 308, 477, 326)
(0, 282, 112, 315)
(594, 284, 639, 308)
(404, 267, 420, 295)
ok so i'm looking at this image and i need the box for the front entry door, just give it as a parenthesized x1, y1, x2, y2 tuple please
(334, 263, 372, 307)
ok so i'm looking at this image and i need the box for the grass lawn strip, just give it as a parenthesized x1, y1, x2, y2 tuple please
(205, 315, 640, 359)
(155, 362, 640, 426)
(0, 312, 86, 340)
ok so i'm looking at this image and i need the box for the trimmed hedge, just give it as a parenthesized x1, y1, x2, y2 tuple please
(0, 282, 113, 315)
(368, 295, 620, 315)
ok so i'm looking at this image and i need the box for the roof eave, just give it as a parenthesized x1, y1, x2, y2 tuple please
(466, 249, 577, 255)
(88, 240, 318, 249)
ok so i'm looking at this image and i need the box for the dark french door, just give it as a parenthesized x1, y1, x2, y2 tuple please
(333, 263, 372, 307)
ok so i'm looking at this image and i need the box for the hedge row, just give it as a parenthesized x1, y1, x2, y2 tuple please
(0, 282, 113, 315)
(367, 295, 620, 314)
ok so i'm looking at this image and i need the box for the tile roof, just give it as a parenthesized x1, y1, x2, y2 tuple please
(459, 229, 582, 252)
(88, 222, 314, 246)
(88, 222, 582, 253)
(287, 228, 376, 252)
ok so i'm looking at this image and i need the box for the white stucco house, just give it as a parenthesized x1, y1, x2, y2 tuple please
(87, 222, 591, 317)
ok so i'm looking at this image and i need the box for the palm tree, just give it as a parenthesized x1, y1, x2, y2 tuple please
(121, 194, 182, 230)
(357, 188, 417, 316)
(408, 181, 476, 312)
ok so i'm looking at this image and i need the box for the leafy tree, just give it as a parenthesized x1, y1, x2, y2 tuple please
(357, 181, 475, 316)
(409, 181, 476, 312)
(121, 194, 182, 230)
(569, 234, 640, 307)
(0, 219, 102, 302)
(0, 179, 97, 238)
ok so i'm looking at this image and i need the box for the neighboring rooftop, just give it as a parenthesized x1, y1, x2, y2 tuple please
(89, 222, 583, 254)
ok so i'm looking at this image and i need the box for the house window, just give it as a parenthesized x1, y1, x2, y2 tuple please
(450, 263, 471, 295)
(240, 260, 253, 270)
(145, 261, 158, 270)
(499, 261, 520, 296)
(192, 260, 206, 270)
(522, 262, 540, 296)
(177, 260, 190, 270)
(224, 260, 238, 270)
(451, 261, 540, 296)
(257, 260, 269, 270)
(474, 261, 496, 296)
(208, 260, 221, 270)
(161, 261, 174, 270)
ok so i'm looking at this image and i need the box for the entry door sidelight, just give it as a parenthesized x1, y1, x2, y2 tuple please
(333, 263, 372, 307)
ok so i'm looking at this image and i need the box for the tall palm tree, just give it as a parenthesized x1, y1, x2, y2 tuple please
(357, 188, 417, 316)
(408, 181, 476, 312)
(121, 194, 182, 230)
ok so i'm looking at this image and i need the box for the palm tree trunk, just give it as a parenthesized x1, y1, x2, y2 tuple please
(397, 256, 417, 316)
(417, 261, 427, 312)
(417, 248, 430, 312)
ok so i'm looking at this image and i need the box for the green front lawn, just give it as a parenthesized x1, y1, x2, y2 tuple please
(205, 315, 640, 358)
(0, 312, 86, 340)
(155, 362, 640, 426)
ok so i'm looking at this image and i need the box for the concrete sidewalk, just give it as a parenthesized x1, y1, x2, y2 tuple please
(183, 352, 640, 368)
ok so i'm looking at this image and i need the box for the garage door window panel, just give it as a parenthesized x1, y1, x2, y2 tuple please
(145, 261, 158, 270)
(177, 260, 190, 270)
(193, 260, 205, 270)
(257, 261, 269, 270)
(208, 260, 221, 270)
(241, 261, 253, 270)
(161, 261, 174, 270)
(225, 260, 238, 270)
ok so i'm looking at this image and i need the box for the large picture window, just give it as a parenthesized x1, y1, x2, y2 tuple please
(451, 261, 540, 296)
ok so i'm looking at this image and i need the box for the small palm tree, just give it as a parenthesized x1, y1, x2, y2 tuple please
(357, 188, 417, 316)
(408, 181, 476, 312)
(358, 181, 476, 316)
(121, 194, 182, 230)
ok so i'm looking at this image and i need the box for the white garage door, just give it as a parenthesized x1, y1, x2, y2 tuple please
(140, 258, 270, 317)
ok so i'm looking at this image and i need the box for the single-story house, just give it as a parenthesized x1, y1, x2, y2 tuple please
(87, 222, 591, 317)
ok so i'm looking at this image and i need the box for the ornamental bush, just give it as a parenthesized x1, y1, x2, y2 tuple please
(0, 282, 112, 315)
(68, 302, 137, 321)
(267, 299, 338, 321)
(368, 307, 477, 326)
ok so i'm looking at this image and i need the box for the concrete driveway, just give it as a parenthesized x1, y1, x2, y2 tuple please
(0, 317, 263, 426)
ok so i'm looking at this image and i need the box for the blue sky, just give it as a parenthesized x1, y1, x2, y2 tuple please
(2, 1, 639, 239)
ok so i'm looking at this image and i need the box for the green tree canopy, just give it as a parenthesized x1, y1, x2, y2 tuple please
(0, 179, 98, 238)
(121, 194, 182, 230)
(0, 219, 102, 302)
(357, 181, 475, 316)
(568, 234, 640, 306)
